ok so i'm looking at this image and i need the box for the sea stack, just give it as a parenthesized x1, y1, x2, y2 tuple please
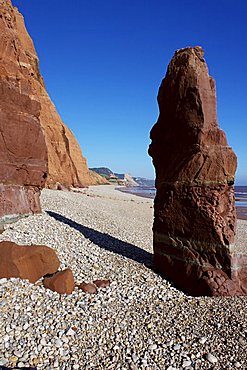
(149, 46, 247, 296)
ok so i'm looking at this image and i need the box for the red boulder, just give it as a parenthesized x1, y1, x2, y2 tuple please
(43, 269, 75, 294)
(0, 241, 60, 283)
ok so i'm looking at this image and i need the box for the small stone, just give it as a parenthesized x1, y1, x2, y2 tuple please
(23, 323, 29, 330)
(148, 344, 157, 351)
(78, 282, 97, 294)
(62, 336, 69, 344)
(3, 334, 9, 342)
(0, 359, 8, 366)
(0, 299, 7, 308)
(66, 328, 75, 336)
(9, 356, 18, 363)
(130, 363, 138, 370)
(198, 336, 207, 344)
(142, 359, 148, 366)
(182, 360, 191, 368)
(40, 338, 47, 346)
(13, 350, 22, 358)
(55, 338, 63, 347)
(234, 362, 241, 368)
(73, 365, 80, 369)
(131, 353, 138, 363)
(205, 353, 218, 364)
(173, 344, 181, 350)
(93, 279, 110, 288)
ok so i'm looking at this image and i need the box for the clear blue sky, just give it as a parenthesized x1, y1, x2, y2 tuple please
(13, 0, 247, 184)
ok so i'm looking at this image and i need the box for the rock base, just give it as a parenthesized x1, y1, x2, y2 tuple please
(0, 185, 42, 224)
(152, 182, 246, 296)
(154, 242, 247, 296)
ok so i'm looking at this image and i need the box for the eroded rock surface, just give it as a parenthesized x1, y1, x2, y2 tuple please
(0, 0, 105, 190)
(0, 241, 60, 283)
(149, 46, 246, 296)
(0, 0, 48, 222)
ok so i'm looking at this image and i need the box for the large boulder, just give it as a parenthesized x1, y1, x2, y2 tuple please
(149, 46, 247, 296)
(0, 241, 60, 283)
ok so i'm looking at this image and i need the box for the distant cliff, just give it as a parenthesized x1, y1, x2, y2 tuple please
(4, 0, 104, 188)
(90, 168, 154, 187)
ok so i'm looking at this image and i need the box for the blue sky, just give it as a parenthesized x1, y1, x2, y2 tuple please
(13, 0, 247, 183)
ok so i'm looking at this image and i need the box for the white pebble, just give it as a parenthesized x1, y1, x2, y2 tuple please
(199, 336, 207, 344)
(66, 328, 75, 336)
(40, 338, 47, 346)
(131, 353, 138, 363)
(205, 353, 218, 364)
(148, 343, 157, 351)
(55, 338, 63, 347)
(182, 360, 191, 367)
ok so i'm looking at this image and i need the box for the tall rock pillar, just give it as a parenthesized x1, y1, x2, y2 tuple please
(149, 46, 247, 296)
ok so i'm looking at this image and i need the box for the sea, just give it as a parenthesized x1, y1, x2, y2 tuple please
(119, 185, 247, 219)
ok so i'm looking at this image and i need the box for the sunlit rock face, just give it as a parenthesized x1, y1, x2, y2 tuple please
(0, 0, 104, 192)
(149, 46, 247, 296)
(0, 0, 48, 222)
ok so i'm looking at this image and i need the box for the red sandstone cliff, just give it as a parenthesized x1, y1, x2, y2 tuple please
(2, 0, 106, 188)
(0, 0, 47, 221)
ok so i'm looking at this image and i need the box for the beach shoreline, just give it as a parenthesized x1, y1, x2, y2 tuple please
(116, 185, 247, 220)
(0, 185, 247, 369)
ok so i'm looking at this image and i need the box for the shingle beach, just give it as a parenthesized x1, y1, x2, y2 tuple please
(0, 185, 247, 370)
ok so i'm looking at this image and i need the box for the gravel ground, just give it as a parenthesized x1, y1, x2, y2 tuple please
(0, 185, 247, 370)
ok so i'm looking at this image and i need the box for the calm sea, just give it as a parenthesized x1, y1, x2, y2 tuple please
(119, 186, 247, 218)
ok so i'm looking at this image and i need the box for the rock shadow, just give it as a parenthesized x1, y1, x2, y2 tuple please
(46, 211, 153, 268)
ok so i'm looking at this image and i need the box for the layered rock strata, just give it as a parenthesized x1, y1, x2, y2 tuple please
(0, 0, 104, 190)
(149, 46, 246, 296)
(0, 0, 48, 222)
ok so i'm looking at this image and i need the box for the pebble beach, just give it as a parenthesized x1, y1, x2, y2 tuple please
(0, 185, 247, 370)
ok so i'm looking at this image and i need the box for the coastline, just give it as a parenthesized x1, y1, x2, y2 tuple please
(117, 185, 247, 220)
(0, 185, 246, 369)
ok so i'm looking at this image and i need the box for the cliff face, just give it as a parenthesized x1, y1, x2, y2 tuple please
(0, 0, 48, 221)
(88, 170, 109, 185)
(4, 0, 101, 188)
